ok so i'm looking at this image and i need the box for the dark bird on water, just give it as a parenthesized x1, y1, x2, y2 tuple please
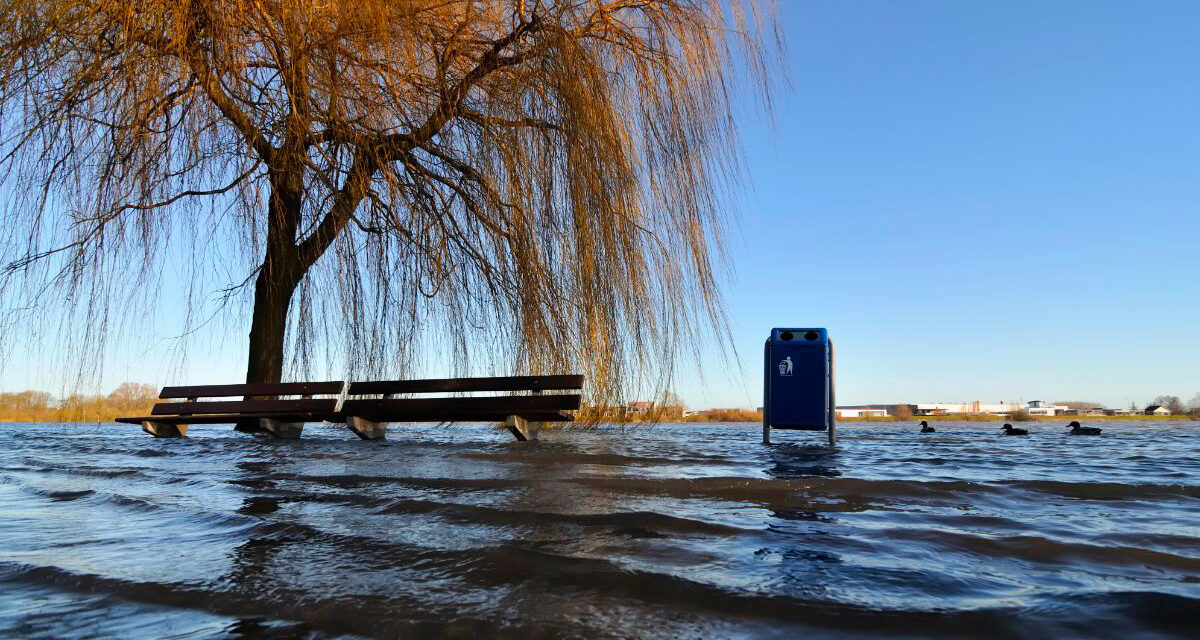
(1002, 423, 1028, 436)
(920, 420, 935, 433)
(1067, 420, 1102, 435)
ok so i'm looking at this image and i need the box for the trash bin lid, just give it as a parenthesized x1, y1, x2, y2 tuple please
(767, 328, 827, 344)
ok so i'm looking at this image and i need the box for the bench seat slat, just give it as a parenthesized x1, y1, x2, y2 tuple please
(152, 399, 338, 416)
(341, 409, 575, 423)
(116, 412, 336, 425)
(347, 375, 583, 396)
(159, 381, 345, 399)
(118, 410, 573, 425)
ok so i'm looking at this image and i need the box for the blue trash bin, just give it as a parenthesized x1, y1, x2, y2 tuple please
(763, 328, 836, 445)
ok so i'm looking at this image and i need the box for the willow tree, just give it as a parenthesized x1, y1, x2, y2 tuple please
(0, 1, 778, 397)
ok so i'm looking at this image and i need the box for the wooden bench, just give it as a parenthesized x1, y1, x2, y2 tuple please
(337, 375, 583, 441)
(116, 375, 583, 441)
(115, 381, 345, 439)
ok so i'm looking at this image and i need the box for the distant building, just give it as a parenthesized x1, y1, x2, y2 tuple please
(659, 403, 685, 419)
(1145, 405, 1170, 416)
(625, 401, 653, 419)
(912, 401, 1067, 416)
(916, 402, 1025, 415)
(1024, 400, 1071, 416)
(835, 406, 889, 418)
(577, 403, 625, 420)
(1063, 407, 1108, 416)
(613, 401, 684, 420)
(834, 404, 915, 418)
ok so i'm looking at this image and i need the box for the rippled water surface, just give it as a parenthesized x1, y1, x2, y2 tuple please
(1, 421, 1198, 639)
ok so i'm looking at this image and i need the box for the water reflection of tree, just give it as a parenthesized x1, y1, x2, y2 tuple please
(222, 459, 289, 597)
(224, 531, 286, 595)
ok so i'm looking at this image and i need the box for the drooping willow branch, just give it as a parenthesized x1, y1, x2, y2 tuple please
(0, 0, 782, 408)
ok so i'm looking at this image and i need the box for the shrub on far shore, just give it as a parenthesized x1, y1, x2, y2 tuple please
(1008, 408, 1032, 421)
(0, 383, 157, 422)
(684, 408, 763, 423)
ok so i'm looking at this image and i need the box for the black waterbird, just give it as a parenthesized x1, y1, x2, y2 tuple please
(919, 420, 935, 433)
(1002, 423, 1028, 436)
(1067, 421, 1102, 435)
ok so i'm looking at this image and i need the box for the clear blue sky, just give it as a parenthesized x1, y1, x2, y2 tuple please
(685, 0, 1200, 409)
(3, 0, 1198, 409)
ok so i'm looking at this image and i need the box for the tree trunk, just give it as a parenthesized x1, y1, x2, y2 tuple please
(242, 157, 366, 386)
(244, 256, 301, 384)
(238, 243, 302, 434)
(245, 173, 305, 385)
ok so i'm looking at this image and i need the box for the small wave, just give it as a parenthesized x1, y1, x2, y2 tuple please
(570, 476, 1006, 510)
(373, 498, 749, 536)
(270, 472, 526, 492)
(130, 448, 171, 458)
(1003, 480, 1200, 501)
(51, 466, 144, 479)
(458, 450, 708, 467)
(0, 562, 381, 638)
(883, 529, 1200, 575)
(45, 489, 95, 501)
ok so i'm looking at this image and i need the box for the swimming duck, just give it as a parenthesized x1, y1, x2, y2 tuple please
(1001, 423, 1028, 436)
(919, 420, 935, 433)
(1067, 421, 1102, 435)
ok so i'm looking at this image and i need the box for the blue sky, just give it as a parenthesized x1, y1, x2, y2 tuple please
(685, 0, 1200, 409)
(3, 0, 1198, 409)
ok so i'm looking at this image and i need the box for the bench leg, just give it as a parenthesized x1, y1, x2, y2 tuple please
(234, 418, 267, 434)
(142, 421, 187, 438)
(505, 415, 540, 441)
(258, 419, 304, 440)
(346, 417, 388, 440)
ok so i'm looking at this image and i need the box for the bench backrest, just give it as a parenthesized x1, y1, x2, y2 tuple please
(152, 381, 346, 416)
(340, 375, 583, 421)
(344, 375, 583, 396)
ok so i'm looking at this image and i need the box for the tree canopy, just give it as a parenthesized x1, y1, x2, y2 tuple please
(0, 1, 780, 402)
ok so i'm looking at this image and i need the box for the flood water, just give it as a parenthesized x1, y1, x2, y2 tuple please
(1, 421, 1197, 639)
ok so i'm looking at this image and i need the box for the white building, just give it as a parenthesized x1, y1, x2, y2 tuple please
(915, 400, 1067, 416)
(917, 402, 1024, 415)
(835, 407, 889, 418)
(1026, 400, 1069, 416)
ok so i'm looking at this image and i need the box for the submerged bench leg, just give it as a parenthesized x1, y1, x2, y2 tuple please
(505, 415, 540, 441)
(258, 419, 304, 440)
(346, 417, 388, 440)
(142, 421, 187, 438)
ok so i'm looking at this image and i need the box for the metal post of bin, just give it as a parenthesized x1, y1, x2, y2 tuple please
(827, 339, 836, 446)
